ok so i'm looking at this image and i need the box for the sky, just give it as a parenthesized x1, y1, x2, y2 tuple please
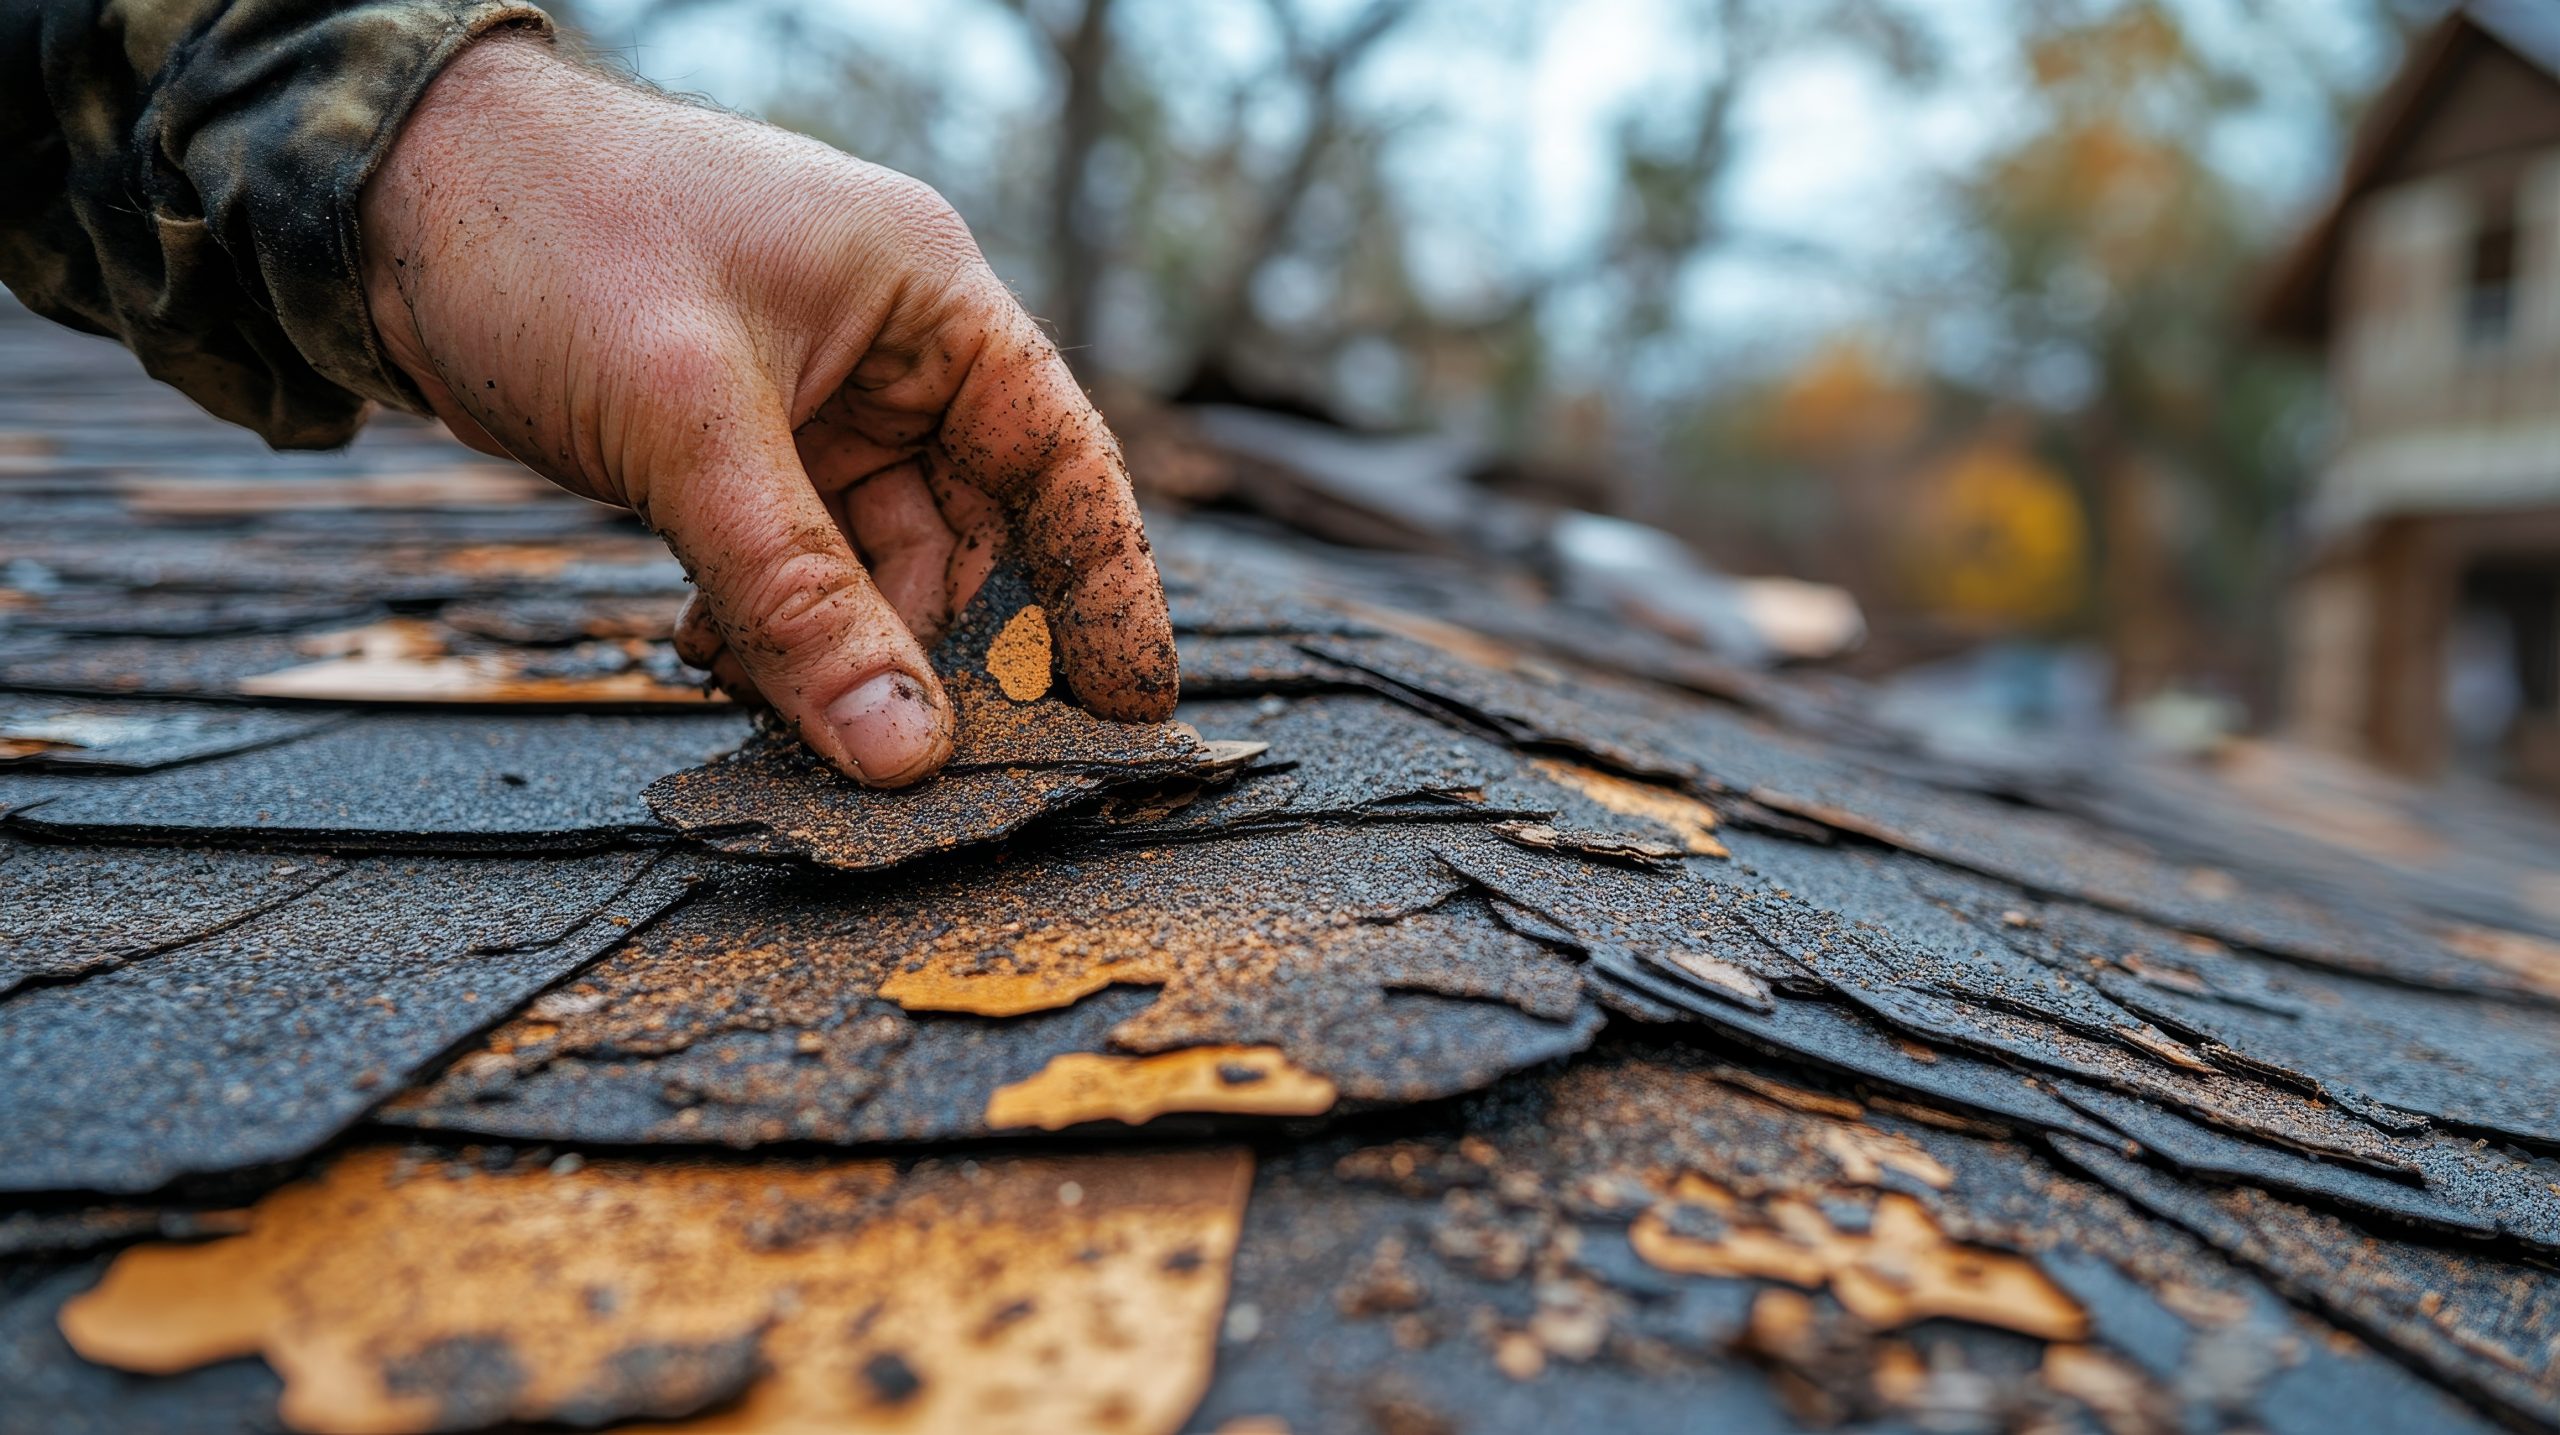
(575, 0, 2408, 376)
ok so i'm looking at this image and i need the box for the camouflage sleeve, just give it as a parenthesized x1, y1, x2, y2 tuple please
(0, 0, 551, 448)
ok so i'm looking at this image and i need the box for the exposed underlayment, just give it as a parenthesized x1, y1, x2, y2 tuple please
(7, 306, 2560, 1431)
(57, 1144, 1250, 1435)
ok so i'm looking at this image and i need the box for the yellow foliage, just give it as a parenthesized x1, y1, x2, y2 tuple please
(1900, 437, 2087, 626)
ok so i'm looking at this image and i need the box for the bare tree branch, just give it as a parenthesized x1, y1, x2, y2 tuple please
(1027, 0, 1118, 361)
(1195, 0, 1425, 367)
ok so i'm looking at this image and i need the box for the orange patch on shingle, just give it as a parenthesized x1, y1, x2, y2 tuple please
(985, 605, 1055, 702)
(1632, 1175, 2084, 1342)
(62, 1144, 1251, 1435)
(987, 1046, 1339, 1131)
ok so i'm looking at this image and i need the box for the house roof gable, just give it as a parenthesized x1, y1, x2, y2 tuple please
(2258, 1, 2560, 344)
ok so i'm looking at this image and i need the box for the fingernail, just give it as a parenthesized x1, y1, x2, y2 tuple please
(826, 671, 944, 785)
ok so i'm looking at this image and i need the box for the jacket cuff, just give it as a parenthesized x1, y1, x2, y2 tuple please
(159, 0, 553, 421)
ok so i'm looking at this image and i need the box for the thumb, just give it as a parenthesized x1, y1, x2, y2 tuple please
(647, 412, 956, 788)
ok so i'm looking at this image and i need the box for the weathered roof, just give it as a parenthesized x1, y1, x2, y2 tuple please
(2259, 0, 2560, 344)
(7, 293, 2560, 1433)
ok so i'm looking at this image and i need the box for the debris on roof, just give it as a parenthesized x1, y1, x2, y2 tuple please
(6, 298, 2560, 1433)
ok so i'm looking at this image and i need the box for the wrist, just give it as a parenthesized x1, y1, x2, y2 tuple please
(358, 32, 571, 379)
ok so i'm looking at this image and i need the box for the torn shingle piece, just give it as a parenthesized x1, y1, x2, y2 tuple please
(647, 566, 1217, 871)
(1435, 830, 2413, 1160)
(1428, 831, 1793, 1012)
(4, 712, 749, 851)
(0, 697, 345, 771)
(1605, 973, 2126, 1145)
(57, 1143, 1250, 1435)
(1311, 656, 2560, 1245)
(1728, 835, 2311, 1076)
(1719, 833, 2560, 1245)
(0, 851, 695, 1195)
(388, 829, 1602, 1146)
(1765, 844, 2560, 1241)
(1610, 917, 2560, 1253)
(2044, 1081, 2500, 1238)
(2057, 1134, 2560, 1431)
(0, 841, 341, 996)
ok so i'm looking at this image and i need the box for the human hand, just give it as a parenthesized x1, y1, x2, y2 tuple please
(359, 34, 1178, 787)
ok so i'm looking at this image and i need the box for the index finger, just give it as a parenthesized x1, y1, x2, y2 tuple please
(934, 294, 1179, 723)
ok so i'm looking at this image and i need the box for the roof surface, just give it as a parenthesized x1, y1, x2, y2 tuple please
(7, 295, 2560, 1434)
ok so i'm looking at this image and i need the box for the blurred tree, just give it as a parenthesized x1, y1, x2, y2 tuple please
(944, 0, 1446, 392)
(594, 0, 2412, 717)
(996, 0, 1120, 362)
(620, 0, 1937, 434)
(1949, 0, 2333, 706)
(1602, 0, 1935, 359)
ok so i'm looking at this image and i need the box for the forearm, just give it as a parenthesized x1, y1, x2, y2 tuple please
(0, 0, 549, 449)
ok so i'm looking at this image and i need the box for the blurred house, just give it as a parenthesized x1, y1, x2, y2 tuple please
(2263, 0, 2560, 793)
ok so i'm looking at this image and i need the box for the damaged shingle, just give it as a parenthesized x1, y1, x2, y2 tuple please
(0, 851, 694, 1194)
(2057, 1135, 2560, 1430)
(1293, 623, 2527, 1001)
(388, 827, 1602, 1147)
(647, 568, 1231, 871)
(0, 840, 340, 996)
(1191, 1035, 2501, 1435)
(10, 309, 2560, 1435)
(1990, 892, 2560, 1148)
